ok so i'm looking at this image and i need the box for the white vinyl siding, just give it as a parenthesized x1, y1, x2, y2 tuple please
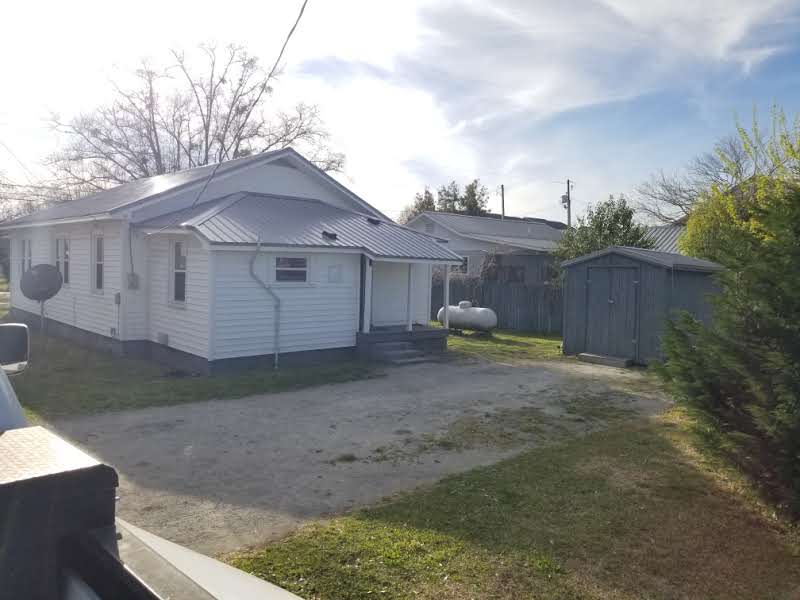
(124, 229, 150, 340)
(211, 251, 360, 360)
(9, 223, 123, 338)
(148, 235, 210, 358)
(370, 262, 430, 327)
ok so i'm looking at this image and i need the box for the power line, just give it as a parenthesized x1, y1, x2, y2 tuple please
(0, 139, 38, 184)
(150, 0, 310, 235)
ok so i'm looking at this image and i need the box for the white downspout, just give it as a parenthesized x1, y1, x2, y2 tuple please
(249, 240, 281, 369)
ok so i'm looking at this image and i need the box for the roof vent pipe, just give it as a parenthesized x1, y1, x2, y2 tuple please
(322, 230, 338, 240)
(249, 240, 281, 369)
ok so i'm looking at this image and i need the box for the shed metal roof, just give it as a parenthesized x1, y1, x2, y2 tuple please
(645, 225, 685, 253)
(560, 246, 723, 272)
(415, 211, 565, 244)
(138, 192, 462, 262)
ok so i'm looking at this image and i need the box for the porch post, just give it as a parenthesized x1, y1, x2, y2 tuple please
(406, 263, 413, 332)
(443, 266, 450, 329)
(363, 258, 373, 333)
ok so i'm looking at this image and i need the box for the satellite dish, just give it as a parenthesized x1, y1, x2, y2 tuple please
(21, 264, 63, 302)
(20, 264, 62, 337)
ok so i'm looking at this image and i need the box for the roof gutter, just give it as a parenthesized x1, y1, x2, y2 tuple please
(0, 213, 117, 231)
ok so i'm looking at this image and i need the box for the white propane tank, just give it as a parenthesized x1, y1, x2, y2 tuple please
(437, 301, 498, 332)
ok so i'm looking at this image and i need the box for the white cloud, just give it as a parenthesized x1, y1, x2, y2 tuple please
(0, 0, 797, 222)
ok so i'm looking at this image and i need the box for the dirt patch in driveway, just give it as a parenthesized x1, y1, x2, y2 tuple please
(51, 358, 669, 556)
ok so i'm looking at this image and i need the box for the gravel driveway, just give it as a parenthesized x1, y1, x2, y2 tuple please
(51, 358, 668, 556)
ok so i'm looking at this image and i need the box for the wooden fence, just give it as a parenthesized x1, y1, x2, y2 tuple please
(431, 279, 563, 335)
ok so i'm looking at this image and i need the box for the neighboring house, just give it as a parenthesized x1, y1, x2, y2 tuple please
(405, 211, 566, 283)
(645, 224, 686, 254)
(0, 148, 462, 373)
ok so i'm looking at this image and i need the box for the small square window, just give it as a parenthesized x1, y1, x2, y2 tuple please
(276, 257, 307, 282)
(327, 264, 343, 283)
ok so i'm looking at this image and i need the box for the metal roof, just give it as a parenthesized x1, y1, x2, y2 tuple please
(560, 246, 723, 272)
(646, 225, 685, 253)
(138, 192, 463, 262)
(466, 234, 558, 252)
(0, 150, 292, 228)
(0, 147, 391, 228)
(414, 211, 565, 244)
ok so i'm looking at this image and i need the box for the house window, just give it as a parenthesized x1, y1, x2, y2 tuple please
(451, 257, 468, 274)
(93, 235, 104, 291)
(19, 239, 31, 275)
(327, 264, 343, 284)
(172, 241, 187, 302)
(55, 238, 70, 284)
(276, 257, 307, 282)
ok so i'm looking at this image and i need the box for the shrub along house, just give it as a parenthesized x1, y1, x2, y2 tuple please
(0, 148, 462, 372)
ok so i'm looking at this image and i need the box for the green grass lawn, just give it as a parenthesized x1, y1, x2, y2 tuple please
(445, 328, 563, 362)
(13, 333, 378, 422)
(230, 409, 800, 600)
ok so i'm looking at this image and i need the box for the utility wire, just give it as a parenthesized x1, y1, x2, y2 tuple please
(149, 0, 310, 235)
(0, 138, 38, 184)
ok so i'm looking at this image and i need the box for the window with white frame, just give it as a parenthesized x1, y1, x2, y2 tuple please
(93, 235, 104, 291)
(275, 257, 307, 282)
(55, 238, 70, 284)
(19, 239, 31, 275)
(172, 241, 187, 302)
(450, 256, 468, 274)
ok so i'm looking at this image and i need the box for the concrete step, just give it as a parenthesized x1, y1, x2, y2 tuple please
(370, 341, 430, 365)
(373, 341, 414, 352)
(389, 356, 430, 366)
(577, 353, 633, 368)
(375, 348, 421, 360)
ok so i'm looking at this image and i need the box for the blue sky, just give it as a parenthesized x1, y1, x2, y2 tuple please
(1, 0, 799, 222)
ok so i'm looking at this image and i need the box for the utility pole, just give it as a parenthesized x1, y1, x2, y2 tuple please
(560, 179, 572, 227)
(500, 184, 505, 219)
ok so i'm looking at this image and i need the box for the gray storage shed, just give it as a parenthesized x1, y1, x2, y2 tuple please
(561, 246, 722, 364)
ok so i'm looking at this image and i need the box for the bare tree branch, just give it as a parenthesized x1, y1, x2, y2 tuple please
(47, 39, 343, 197)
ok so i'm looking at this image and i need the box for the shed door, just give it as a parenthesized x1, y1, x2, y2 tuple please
(585, 267, 638, 360)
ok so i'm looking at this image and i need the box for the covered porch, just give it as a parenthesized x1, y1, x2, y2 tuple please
(356, 256, 456, 357)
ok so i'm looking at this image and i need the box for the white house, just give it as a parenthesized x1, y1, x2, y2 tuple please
(405, 211, 566, 283)
(0, 149, 462, 372)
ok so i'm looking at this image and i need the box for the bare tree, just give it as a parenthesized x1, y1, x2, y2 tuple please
(48, 43, 343, 193)
(636, 136, 750, 223)
(0, 172, 78, 222)
(637, 109, 800, 223)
